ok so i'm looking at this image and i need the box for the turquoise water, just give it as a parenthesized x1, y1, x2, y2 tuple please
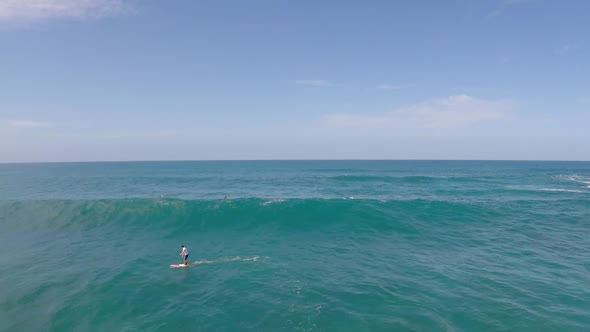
(1, 161, 589, 331)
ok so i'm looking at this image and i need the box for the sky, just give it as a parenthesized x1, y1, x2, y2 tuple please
(0, 0, 589, 162)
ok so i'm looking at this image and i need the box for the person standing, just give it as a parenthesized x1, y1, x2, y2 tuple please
(180, 245, 189, 265)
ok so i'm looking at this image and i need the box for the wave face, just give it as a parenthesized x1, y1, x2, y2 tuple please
(1, 161, 590, 331)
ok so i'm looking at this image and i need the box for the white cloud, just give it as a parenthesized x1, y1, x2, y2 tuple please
(488, 0, 531, 19)
(323, 95, 513, 130)
(504, 0, 531, 4)
(9, 120, 50, 128)
(96, 130, 177, 139)
(295, 80, 335, 87)
(0, 0, 128, 22)
(49, 130, 177, 139)
(554, 44, 580, 55)
(375, 84, 415, 90)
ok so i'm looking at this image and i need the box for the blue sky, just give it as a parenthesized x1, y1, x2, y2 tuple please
(0, 0, 588, 162)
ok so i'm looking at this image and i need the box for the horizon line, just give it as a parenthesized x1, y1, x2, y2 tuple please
(1, 158, 590, 165)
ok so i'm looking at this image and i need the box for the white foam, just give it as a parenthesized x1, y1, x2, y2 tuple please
(262, 199, 285, 206)
(192, 256, 261, 265)
(564, 175, 590, 185)
(539, 188, 585, 193)
(507, 185, 587, 194)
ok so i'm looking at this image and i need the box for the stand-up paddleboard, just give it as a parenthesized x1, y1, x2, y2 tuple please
(170, 263, 196, 268)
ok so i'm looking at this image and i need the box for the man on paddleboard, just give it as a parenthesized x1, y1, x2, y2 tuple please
(180, 245, 189, 265)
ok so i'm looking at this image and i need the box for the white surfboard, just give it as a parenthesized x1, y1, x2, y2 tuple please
(170, 262, 197, 268)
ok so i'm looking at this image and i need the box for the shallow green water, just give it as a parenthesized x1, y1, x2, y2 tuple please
(1, 161, 589, 331)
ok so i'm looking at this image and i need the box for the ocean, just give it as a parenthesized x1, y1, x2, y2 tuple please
(0, 160, 589, 331)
